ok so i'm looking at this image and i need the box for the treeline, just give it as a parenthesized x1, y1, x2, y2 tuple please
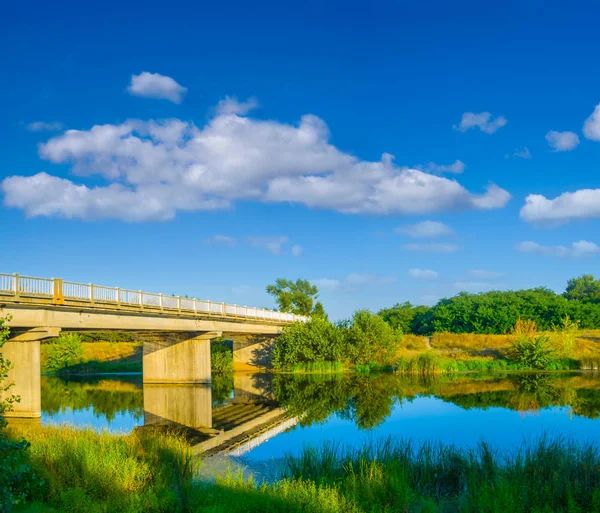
(379, 275, 600, 335)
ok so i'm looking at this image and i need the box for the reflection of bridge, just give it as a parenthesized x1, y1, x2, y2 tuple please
(0, 272, 304, 418)
(142, 374, 297, 455)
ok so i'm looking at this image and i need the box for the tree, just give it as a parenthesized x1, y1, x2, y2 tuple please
(564, 275, 600, 303)
(266, 278, 321, 316)
(345, 310, 402, 365)
(378, 302, 431, 334)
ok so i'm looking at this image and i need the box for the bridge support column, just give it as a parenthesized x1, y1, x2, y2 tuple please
(229, 334, 278, 368)
(2, 340, 41, 418)
(142, 331, 220, 384)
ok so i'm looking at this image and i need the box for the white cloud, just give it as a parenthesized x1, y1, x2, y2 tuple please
(545, 131, 580, 152)
(520, 188, 600, 225)
(205, 234, 237, 246)
(516, 240, 600, 258)
(423, 160, 465, 174)
(467, 269, 503, 279)
(402, 242, 460, 253)
(1, 106, 510, 221)
(247, 236, 289, 255)
(396, 220, 453, 238)
(408, 268, 439, 280)
(454, 281, 496, 293)
(127, 72, 187, 103)
(315, 273, 396, 292)
(512, 147, 532, 159)
(216, 96, 258, 115)
(26, 121, 64, 132)
(291, 244, 303, 257)
(583, 104, 600, 141)
(454, 112, 507, 134)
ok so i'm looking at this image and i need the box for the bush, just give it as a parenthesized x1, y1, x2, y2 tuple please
(508, 335, 555, 369)
(344, 310, 402, 366)
(273, 317, 346, 370)
(1, 315, 35, 512)
(44, 333, 84, 373)
(211, 341, 233, 375)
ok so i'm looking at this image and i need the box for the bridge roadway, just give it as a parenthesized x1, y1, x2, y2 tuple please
(0, 273, 304, 418)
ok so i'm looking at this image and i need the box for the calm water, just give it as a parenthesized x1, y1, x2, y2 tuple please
(28, 371, 600, 462)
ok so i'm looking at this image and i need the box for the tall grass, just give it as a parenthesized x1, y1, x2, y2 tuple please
(284, 436, 600, 512)
(10, 426, 193, 513)
(291, 361, 344, 374)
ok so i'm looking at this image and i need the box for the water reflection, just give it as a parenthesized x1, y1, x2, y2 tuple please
(36, 371, 600, 458)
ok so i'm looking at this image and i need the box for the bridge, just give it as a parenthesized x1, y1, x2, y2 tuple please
(0, 272, 304, 418)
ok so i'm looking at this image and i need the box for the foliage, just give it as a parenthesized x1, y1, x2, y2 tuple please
(311, 301, 328, 320)
(0, 315, 35, 512)
(414, 287, 600, 334)
(211, 341, 233, 375)
(508, 334, 555, 370)
(44, 333, 84, 373)
(550, 315, 579, 357)
(344, 310, 402, 366)
(564, 274, 600, 303)
(266, 278, 321, 316)
(378, 302, 430, 335)
(273, 317, 346, 370)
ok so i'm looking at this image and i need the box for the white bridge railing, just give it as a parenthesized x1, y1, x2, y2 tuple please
(0, 272, 306, 323)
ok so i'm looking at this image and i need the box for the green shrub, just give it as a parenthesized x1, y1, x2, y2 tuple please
(211, 341, 233, 375)
(44, 333, 84, 373)
(344, 310, 402, 366)
(508, 334, 555, 369)
(1, 315, 35, 512)
(273, 317, 346, 370)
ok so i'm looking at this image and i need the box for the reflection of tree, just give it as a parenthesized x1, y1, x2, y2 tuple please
(211, 374, 234, 406)
(41, 376, 143, 422)
(509, 374, 569, 412)
(272, 373, 404, 430)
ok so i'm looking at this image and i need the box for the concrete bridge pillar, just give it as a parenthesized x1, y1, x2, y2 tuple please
(142, 331, 219, 384)
(2, 340, 41, 418)
(228, 334, 278, 368)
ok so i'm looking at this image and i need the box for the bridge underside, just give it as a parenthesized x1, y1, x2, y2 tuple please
(1, 303, 283, 418)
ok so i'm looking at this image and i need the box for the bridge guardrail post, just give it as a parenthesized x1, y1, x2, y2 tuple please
(116, 287, 121, 306)
(160, 293, 164, 311)
(177, 296, 181, 313)
(53, 278, 65, 304)
(89, 283, 94, 304)
(13, 273, 19, 299)
(139, 290, 143, 309)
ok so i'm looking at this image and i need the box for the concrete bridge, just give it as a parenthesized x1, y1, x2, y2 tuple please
(0, 272, 304, 418)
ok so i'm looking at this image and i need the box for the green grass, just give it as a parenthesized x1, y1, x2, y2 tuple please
(290, 361, 345, 374)
(9, 425, 600, 513)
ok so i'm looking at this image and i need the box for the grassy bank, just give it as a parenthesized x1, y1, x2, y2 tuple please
(8, 425, 600, 513)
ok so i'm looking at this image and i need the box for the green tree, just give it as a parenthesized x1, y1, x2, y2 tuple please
(378, 302, 431, 334)
(266, 278, 320, 316)
(564, 274, 600, 303)
(345, 310, 402, 365)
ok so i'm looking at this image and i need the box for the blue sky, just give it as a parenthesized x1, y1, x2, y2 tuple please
(2, 0, 600, 319)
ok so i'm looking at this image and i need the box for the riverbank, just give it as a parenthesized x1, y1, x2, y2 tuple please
(8, 424, 600, 513)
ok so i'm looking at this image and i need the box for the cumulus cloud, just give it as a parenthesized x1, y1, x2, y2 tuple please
(408, 268, 439, 280)
(402, 242, 460, 253)
(127, 72, 187, 103)
(423, 160, 465, 174)
(26, 121, 64, 132)
(545, 131, 580, 151)
(216, 96, 258, 115)
(467, 269, 503, 279)
(510, 147, 532, 159)
(516, 240, 600, 258)
(583, 104, 600, 141)
(1, 105, 511, 221)
(291, 244, 303, 257)
(454, 112, 507, 134)
(315, 273, 396, 292)
(205, 234, 236, 246)
(396, 220, 453, 238)
(520, 188, 600, 225)
(247, 236, 289, 255)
